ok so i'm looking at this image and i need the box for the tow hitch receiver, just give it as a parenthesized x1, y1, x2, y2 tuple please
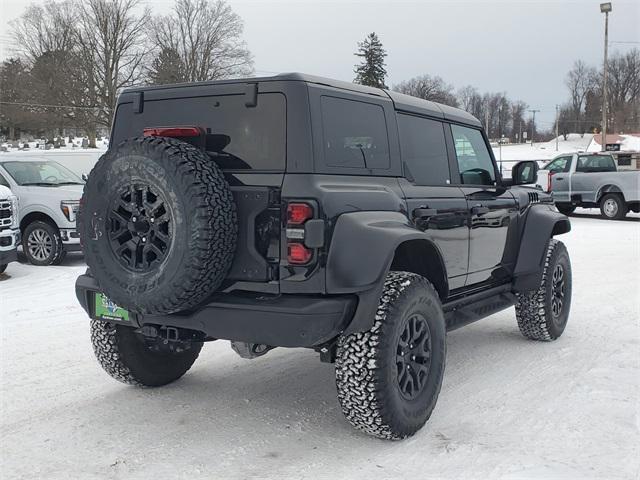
(230, 341, 274, 359)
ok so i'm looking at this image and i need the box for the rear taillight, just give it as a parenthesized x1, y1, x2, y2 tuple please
(285, 201, 315, 265)
(143, 126, 202, 138)
(548, 171, 555, 193)
(287, 203, 313, 225)
(287, 242, 312, 264)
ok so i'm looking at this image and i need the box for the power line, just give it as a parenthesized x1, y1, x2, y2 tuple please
(0, 101, 98, 110)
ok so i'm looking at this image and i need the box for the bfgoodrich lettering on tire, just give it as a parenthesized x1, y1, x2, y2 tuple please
(515, 239, 572, 341)
(335, 271, 446, 440)
(79, 136, 238, 315)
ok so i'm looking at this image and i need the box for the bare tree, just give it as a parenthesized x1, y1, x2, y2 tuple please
(75, 0, 150, 136)
(606, 49, 640, 133)
(393, 74, 458, 107)
(565, 60, 598, 136)
(150, 0, 253, 82)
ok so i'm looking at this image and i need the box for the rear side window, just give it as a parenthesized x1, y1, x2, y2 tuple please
(320, 96, 390, 170)
(576, 155, 616, 173)
(397, 114, 450, 185)
(112, 93, 286, 171)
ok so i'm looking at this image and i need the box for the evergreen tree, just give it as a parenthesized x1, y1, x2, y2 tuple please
(148, 47, 186, 85)
(354, 32, 387, 88)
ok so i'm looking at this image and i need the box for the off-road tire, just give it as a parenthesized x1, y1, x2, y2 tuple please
(22, 220, 66, 266)
(79, 136, 237, 315)
(556, 203, 576, 215)
(335, 271, 446, 440)
(515, 239, 572, 341)
(600, 193, 627, 220)
(90, 320, 203, 387)
(0, 263, 6, 274)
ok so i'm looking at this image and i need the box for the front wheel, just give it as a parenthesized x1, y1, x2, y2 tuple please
(22, 221, 66, 266)
(516, 239, 572, 341)
(600, 193, 627, 220)
(556, 203, 576, 215)
(90, 320, 203, 387)
(335, 272, 446, 440)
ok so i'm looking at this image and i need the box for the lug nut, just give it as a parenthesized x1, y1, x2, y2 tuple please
(132, 216, 137, 222)
(142, 237, 146, 243)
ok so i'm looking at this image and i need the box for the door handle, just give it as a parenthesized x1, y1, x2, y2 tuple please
(413, 207, 437, 219)
(471, 205, 490, 215)
(555, 177, 564, 181)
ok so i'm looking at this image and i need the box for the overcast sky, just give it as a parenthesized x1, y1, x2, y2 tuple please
(1, 0, 639, 127)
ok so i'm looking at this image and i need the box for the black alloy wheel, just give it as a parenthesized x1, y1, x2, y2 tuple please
(108, 183, 172, 272)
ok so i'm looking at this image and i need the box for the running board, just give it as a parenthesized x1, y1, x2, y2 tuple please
(443, 287, 516, 332)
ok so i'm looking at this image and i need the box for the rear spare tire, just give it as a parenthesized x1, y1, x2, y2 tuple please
(79, 137, 237, 314)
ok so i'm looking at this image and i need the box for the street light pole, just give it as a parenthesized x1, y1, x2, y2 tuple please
(600, 2, 612, 152)
(556, 105, 559, 152)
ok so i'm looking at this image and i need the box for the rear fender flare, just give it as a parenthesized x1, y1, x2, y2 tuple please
(326, 211, 448, 334)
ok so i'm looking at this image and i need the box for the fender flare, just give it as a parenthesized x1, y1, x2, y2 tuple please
(325, 210, 448, 334)
(513, 204, 571, 292)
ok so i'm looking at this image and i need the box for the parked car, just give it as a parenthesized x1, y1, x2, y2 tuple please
(75, 73, 572, 440)
(0, 184, 20, 274)
(0, 159, 83, 265)
(536, 152, 640, 219)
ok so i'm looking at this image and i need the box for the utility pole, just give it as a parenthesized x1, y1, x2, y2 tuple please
(519, 121, 522, 144)
(528, 109, 540, 147)
(485, 108, 489, 137)
(600, 2, 612, 151)
(556, 105, 560, 152)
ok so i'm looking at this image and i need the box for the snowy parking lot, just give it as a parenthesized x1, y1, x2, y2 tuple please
(1, 211, 639, 480)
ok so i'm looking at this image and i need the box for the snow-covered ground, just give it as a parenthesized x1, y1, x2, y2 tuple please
(1, 210, 639, 480)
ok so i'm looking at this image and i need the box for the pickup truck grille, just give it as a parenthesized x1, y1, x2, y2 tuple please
(0, 200, 12, 229)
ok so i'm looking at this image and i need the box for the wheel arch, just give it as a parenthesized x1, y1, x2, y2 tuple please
(20, 211, 59, 233)
(513, 204, 570, 292)
(596, 184, 625, 203)
(326, 211, 449, 335)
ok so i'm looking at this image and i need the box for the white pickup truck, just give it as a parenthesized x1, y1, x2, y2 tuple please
(0, 159, 83, 265)
(536, 152, 640, 219)
(0, 185, 20, 274)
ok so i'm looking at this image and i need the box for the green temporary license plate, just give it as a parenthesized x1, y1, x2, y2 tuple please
(94, 293, 129, 322)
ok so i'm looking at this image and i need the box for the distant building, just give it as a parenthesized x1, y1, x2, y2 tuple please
(587, 133, 640, 170)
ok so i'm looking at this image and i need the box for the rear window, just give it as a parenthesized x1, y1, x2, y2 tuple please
(320, 96, 390, 170)
(576, 155, 616, 173)
(112, 93, 286, 171)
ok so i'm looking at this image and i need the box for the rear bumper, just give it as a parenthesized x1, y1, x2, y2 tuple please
(75, 274, 357, 348)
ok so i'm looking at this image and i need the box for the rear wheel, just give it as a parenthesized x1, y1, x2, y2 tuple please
(335, 272, 446, 440)
(22, 221, 66, 266)
(600, 193, 627, 220)
(90, 320, 203, 387)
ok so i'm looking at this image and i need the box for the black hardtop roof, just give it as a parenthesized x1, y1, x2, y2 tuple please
(122, 72, 481, 127)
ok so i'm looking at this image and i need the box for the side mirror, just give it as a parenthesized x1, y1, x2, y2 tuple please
(511, 160, 539, 185)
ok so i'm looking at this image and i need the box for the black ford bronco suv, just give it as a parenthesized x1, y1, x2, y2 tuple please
(76, 73, 572, 440)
